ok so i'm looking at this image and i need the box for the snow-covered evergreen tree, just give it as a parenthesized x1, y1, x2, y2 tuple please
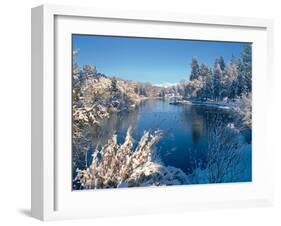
(190, 58, 200, 80)
(204, 74, 214, 100)
(213, 64, 223, 100)
(214, 56, 226, 71)
(199, 64, 212, 79)
(221, 63, 238, 99)
(110, 77, 118, 93)
(235, 58, 246, 96)
(241, 44, 252, 93)
(234, 45, 252, 96)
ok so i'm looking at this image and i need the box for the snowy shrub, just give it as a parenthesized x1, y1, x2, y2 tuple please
(188, 115, 244, 183)
(205, 119, 243, 183)
(75, 127, 189, 189)
(233, 93, 252, 129)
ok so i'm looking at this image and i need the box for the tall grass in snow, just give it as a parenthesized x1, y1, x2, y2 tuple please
(75, 127, 189, 189)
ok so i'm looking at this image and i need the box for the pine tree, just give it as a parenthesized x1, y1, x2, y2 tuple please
(197, 64, 213, 101)
(219, 56, 226, 71)
(204, 74, 214, 100)
(230, 54, 238, 66)
(213, 64, 222, 101)
(229, 79, 238, 99)
(241, 44, 252, 93)
(214, 56, 226, 71)
(199, 64, 212, 79)
(111, 77, 118, 93)
(236, 72, 246, 96)
(190, 58, 200, 80)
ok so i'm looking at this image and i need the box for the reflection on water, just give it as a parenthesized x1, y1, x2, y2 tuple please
(72, 99, 251, 187)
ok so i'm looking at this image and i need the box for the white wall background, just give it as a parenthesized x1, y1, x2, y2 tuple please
(0, 0, 280, 225)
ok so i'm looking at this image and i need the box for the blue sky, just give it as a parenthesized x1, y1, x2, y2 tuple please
(73, 34, 246, 84)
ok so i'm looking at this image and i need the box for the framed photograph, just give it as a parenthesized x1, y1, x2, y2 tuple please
(31, 4, 274, 221)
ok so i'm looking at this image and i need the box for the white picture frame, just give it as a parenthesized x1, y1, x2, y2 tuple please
(31, 4, 274, 221)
